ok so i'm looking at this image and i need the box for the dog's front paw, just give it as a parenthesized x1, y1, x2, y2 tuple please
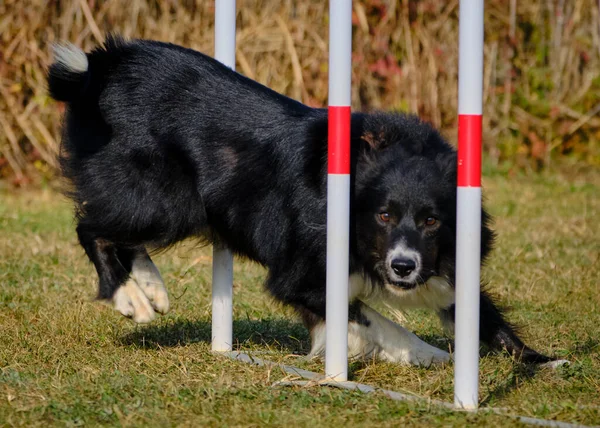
(407, 345, 451, 366)
(381, 340, 451, 366)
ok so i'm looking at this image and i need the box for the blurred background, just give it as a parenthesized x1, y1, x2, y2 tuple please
(0, 0, 598, 187)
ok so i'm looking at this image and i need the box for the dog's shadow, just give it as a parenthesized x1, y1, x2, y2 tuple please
(118, 317, 311, 355)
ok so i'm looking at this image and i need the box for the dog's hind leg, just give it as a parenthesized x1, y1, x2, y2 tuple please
(129, 249, 169, 315)
(77, 223, 166, 323)
(438, 290, 552, 364)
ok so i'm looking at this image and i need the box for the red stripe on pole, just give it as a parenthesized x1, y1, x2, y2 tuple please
(328, 106, 351, 174)
(457, 114, 482, 187)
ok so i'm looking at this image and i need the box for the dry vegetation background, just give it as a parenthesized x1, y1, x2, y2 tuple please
(0, 0, 599, 186)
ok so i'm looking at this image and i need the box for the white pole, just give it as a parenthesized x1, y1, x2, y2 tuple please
(325, 0, 352, 382)
(454, 0, 484, 410)
(212, 0, 236, 352)
(215, 1, 236, 70)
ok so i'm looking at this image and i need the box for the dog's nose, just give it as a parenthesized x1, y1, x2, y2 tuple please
(391, 258, 416, 278)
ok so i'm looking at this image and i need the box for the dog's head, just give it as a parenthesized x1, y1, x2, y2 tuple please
(353, 113, 458, 292)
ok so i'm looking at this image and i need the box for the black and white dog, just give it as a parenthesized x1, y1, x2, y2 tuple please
(48, 36, 551, 365)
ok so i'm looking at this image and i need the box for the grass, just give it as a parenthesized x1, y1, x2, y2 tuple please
(0, 167, 598, 426)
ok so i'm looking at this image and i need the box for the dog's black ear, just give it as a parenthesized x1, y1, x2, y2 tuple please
(435, 151, 457, 183)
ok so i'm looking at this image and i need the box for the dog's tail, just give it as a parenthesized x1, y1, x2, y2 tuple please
(47, 43, 90, 102)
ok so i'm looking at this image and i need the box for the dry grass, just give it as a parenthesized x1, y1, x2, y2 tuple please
(0, 167, 598, 426)
(1, 0, 599, 184)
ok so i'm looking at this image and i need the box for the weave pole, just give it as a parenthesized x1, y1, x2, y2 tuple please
(454, 0, 484, 409)
(211, 0, 236, 353)
(325, 0, 352, 382)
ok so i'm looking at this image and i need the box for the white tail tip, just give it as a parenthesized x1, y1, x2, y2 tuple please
(52, 43, 88, 73)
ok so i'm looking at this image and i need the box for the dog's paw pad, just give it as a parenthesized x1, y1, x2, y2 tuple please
(113, 280, 156, 323)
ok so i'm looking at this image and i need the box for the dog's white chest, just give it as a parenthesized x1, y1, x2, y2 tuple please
(349, 273, 455, 312)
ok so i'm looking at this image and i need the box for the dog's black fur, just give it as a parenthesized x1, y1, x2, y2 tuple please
(48, 36, 550, 363)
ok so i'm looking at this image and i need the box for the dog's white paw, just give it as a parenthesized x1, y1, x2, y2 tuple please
(113, 279, 156, 323)
(131, 255, 170, 315)
(409, 345, 451, 366)
(381, 342, 451, 366)
(143, 283, 170, 315)
(542, 359, 570, 369)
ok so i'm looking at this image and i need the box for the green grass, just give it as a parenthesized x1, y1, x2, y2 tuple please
(1, 168, 598, 427)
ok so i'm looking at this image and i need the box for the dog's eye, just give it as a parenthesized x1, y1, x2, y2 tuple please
(425, 217, 437, 226)
(379, 212, 390, 223)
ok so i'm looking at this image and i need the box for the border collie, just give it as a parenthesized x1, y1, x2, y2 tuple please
(47, 36, 551, 366)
